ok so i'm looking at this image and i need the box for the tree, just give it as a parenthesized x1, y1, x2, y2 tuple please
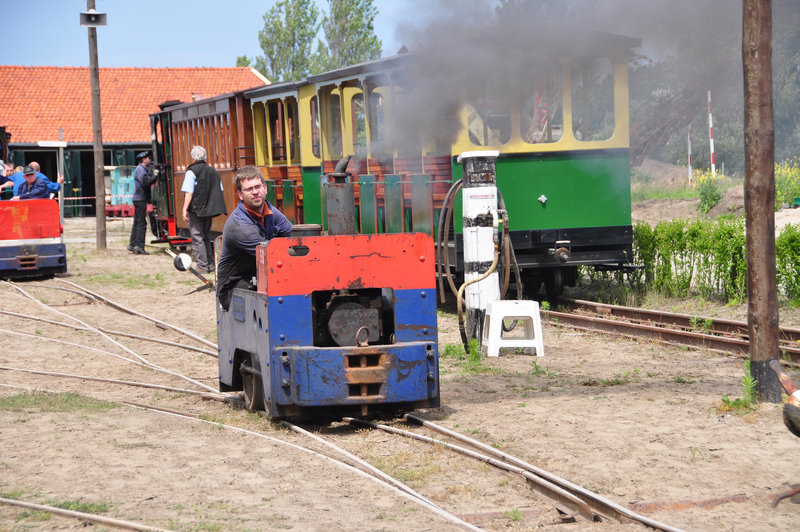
(315, 0, 382, 71)
(250, 0, 382, 81)
(256, 0, 321, 82)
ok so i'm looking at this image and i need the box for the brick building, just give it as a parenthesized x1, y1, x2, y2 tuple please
(0, 65, 267, 214)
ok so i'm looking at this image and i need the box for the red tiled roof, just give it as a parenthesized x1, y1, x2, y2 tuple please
(0, 66, 269, 144)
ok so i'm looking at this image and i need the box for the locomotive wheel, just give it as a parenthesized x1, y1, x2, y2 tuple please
(545, 269, 564, 298)
(240, 356, 264, 412)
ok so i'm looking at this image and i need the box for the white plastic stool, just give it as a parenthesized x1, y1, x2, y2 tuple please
(481, 300, 544, 357)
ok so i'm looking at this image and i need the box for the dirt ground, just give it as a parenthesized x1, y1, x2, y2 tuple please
(2, 198, 800, 531)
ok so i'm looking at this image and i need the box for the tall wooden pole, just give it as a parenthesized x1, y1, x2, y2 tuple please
(87, 0, 106, 249)
(743, 0, 780, 402)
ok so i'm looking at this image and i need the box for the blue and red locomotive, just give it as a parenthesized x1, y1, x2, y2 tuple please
(216, 230, 440, 419)
(0, 199, 67, 279)
(210, 158, 440, 419)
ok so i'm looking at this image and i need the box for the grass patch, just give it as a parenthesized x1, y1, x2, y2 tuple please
(48, 498, 111, 514)
(4, 492, 112, 523)
(0, 392, 118, 413)
(441, 339, 498, 374)
(582, 368, 642, 387)
(530, 359, 556, 377)
(631, 185, 698, 203)
(503, 508, 524, 521)
(80, 271, 166, 290)
(716, 359, 758, 414)
(370, 451, 442, 485)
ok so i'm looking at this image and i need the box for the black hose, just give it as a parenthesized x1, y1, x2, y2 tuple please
(497, 189, 523, 300)
(436, 179, 463, 304)
(436, 180, 460, 302)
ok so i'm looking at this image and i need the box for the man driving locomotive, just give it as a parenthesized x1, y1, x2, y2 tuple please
(216, 165, 292, 311)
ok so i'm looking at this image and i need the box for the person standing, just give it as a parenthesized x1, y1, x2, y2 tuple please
(181, 146, 227, 273)
(128, 151, 158, 255)
(216, 165, 292, 311)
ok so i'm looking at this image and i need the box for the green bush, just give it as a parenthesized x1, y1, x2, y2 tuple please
(697, 179, 723, 214)
(632, 217, 746, 302)
(776, 223, 800, 303)
(775, 158, 800, 210)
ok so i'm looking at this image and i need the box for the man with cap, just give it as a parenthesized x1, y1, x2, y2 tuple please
(13, 165, 51, 200)
(128, 151, 159, 255)
(0, 161, 63, 198)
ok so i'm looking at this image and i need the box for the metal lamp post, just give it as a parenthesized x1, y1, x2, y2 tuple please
(80, 3, 107, 249)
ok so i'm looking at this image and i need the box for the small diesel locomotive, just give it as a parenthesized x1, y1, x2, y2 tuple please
(0, 199, 67, 279)
(216, 215, 440, 419)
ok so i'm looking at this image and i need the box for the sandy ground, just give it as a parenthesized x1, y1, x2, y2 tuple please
(1, 213, 800, 532)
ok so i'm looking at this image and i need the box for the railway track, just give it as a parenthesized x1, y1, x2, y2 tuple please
(545, 298, 800, 363)
(338, 415, 683, 531)
(0, 280, 692, 531)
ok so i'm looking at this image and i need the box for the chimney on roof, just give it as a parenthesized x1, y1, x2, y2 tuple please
(159, 100, 182, 110)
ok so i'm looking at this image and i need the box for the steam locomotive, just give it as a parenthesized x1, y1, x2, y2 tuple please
(148, 30, 641, 299)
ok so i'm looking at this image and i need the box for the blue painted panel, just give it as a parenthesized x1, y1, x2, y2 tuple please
(0, 242, 66, 272)
(278, 342, 437, 406)
(393, 288, 438, 343)
(267, 294, 314, 346)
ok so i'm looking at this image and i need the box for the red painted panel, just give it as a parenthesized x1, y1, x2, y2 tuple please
(0, 200, 61, 240)
(256, 233, 435, 296)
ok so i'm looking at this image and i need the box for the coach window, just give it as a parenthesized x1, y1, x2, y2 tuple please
(467, 80, 511, 147)
(268, 101, 286, 161)
(286, 98, 300, 164)
(368, 91, 385, 157)
(329, 93, 343, 158)
(310, 96, 321, 158)
(571, 56, 614, 142)
(352, 93, 366, 155)
(521, 61, 563, 145)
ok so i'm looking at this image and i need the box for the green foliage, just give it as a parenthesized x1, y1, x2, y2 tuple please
(0, 392, 118, 413)
(441, 339, 490, 374)
(775, 158, 800, 210)
(256, 0, 321, 82)
(632, 216, 746, 302)
(253, 0, 382, 82)
(718, 360, 758, 413)
(81, 271, 166, 290)
(50, 498, 111, 514)
(689, 317, 713, 333)
(314, 0, 382, 72)
(235, 55, 251, 67)
(631, 185, 698, 203)
(529, 359, 556, 377)
(599, 368, 641, 386)
(776, 223, 800, 303)
(696, 178, 722, 214)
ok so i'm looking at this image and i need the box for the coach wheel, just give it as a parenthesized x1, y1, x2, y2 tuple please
(240, 355, 264, 412)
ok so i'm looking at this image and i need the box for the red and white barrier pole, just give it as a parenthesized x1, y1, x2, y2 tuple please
(707, 90, 716, 176)
(688, 124, 692, 184)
